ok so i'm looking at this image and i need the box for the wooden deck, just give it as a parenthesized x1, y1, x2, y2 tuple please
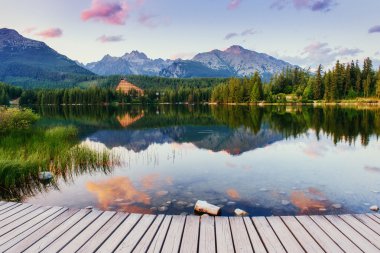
(1, 201, 380, 252)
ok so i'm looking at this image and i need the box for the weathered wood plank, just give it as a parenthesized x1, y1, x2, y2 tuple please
(180, 215, 200, 253)
(325, 215, 379, 252)
(0, 206, 50, 236)
(133, 214, 165, 253)
(243, 217, 267, 253)
(77, 212, 128, 253)
(252, 217, 286, 253)
(0, 205, 41, 229)
(161, 215, 186, 253)
(41, 210, 103, 252)
(60, 211, 115, 253)
(5, 208, 80, 252)
(146, 215, 172, 253)
(115, 214, 156, 253)
(361, 214, 380, 233)
(230, 217, 253, 253)
(339, 214, 380, 249)
(0, 207, 65, 252)
(0, 203, 19, 213)
(296, 215, 343, 253)
(96, 213, 142, 253)
(267, 216, 304, 253)
(0, 202, 4, 206)
(0, 203, 32, 221)
(199, 216, 216, 253)
(281, 216, 323, 253)
(215, 216, 234, 253)
(369, 213, 380, 223)
(310, 215, 362, 253)
(23, 208, 90, 252)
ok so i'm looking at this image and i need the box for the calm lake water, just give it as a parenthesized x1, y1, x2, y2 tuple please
(7, 105, 380, 216)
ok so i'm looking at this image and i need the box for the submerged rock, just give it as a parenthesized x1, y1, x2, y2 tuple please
(234, 208, 249, 216)
(158, 206, 168, 212)
(370, 205, 379, 212)
(281, 200, 290, 206)
(227, 201, 236, 206)
(38, 171, 53, 181)
(332, 203, 342, 209)
(156, 190, 169, 196)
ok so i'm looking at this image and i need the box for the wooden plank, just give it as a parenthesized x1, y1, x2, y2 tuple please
(115, 214, 156, 252)
(296, 215, 343, 253)
(5, 208, 79, 252)
(243, 217, 267, 253)
(77, 212, 127, 253)
(161, 215, 186, 253)
(0, 203, 32, 220)
(0, 207, 65, 252)
(252, 217, 286, 253)
(310, 215, 362, 253)
(41, 210, 103, 252)
(180, 216, 200, 253)
(215, 217, 234, 253)
(0, 203, 19, 213)
(369, 213, 380, 223)
(339, 214, 380, 249)
(59, 211, 116, 253)
(96, 213, 142, 253)
(374, 213, 380, 220)
(230, 217, 253, 253)
(267, 216, 304, 253)
(0, 206, 50, 236)
(133, 215, 165, 253)
(0, 201, 4, 206)
(0, 205, 41, 229)
(199, 216, 216, 253)
(281, 216, 323, 253)
(146, 215, 172, 253)
(360, 214, 380, 234)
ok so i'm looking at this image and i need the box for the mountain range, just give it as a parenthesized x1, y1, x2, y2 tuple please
(0, 28, 93, 88)
(0, 28, 296, 88)
(85, 45, 295, 79)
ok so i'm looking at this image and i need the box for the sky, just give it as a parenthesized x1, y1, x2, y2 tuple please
(0, 0, 379, 69)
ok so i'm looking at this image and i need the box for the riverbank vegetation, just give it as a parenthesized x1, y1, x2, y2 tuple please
(0, 108, 116, 200)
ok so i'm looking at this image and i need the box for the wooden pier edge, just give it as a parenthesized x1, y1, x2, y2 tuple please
(1, 202, 380, 252)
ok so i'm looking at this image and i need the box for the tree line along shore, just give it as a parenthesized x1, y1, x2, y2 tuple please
(0, 58, 379, 106)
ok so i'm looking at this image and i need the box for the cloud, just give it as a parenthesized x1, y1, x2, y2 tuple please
(271, 0, 335, 12)
(97, 34, 124, 43)
(228, 0, 242, 10)
(81, 0, 130, 25)
(138, 13, 169, 28)
(23, 27, 36, 34)
(287, 42, 362, 68)
(225, 32, 239, 40)
(369, 25, 380, 34)
(225, 28, 256, 40)
(36, 28, 63, 38)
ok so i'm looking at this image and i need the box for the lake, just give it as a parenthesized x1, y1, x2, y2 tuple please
(3, 105, 380, 216)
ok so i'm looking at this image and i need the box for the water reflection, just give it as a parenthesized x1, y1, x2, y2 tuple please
(9, 105, 380, 216)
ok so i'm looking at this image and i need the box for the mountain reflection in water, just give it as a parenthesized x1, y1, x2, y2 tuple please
(11, 105, 380, 216)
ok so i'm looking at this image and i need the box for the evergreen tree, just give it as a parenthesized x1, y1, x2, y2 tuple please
(376, 68, 380, 98)
(250, 72, 263, 102)
(313, 65, 323, 100)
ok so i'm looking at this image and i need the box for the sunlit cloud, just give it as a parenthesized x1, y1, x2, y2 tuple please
(23, 27, 36, 34)
(36, 28, 63, 38)
(227, 0, 242, 10)
(97, 34, 124, 43)
(271, 0, 336, 12)
(81, 0, 130, 25)
(86, 176, 151, 210)
(226, 188, 241, 199)
(291, 190, 325, 213)
(364, 166, 380, 173)
(369, 25, 380, 34)
(140, 173, 160, 190)
(225, 33, 239, 40)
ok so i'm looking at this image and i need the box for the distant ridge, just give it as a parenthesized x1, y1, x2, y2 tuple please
(85, 45, 296, 79)
(0, 28, 94, 88)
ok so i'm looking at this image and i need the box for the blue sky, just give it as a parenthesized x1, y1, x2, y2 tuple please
(0, 0, 379, 69)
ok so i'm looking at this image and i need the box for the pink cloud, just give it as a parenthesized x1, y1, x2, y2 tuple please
(23, 27, 36, 34)
(81, 0, 130, 25)
(228, 0, 242, 10)
(36, 28, 63, 38)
